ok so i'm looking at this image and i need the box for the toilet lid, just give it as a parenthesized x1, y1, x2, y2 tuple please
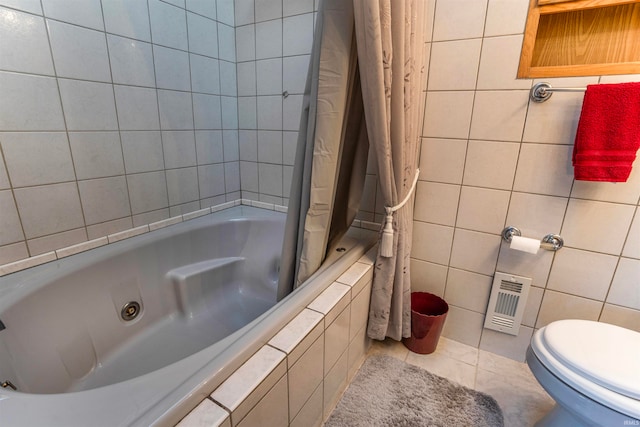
(541, 320, 640, 400)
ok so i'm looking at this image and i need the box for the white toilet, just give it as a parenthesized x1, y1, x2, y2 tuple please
(527, 319, 640, 427)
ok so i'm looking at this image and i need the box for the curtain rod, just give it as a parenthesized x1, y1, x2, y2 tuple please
(530, 82, 586, 103)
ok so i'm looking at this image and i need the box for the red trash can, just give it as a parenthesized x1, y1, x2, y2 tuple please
(403, 292, 448, 354)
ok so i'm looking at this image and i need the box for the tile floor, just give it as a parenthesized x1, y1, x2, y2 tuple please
(365, 337, 556, 427)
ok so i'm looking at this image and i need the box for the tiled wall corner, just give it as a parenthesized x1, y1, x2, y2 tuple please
(235, 0, 382, 217)
(177, 255, 374, 427)
(0, 0, 239, 266)
(413, 0, 640, 362)
(235, 0, 317, 207)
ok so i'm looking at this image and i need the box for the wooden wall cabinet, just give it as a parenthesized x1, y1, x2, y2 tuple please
(518, 0, 640, 78)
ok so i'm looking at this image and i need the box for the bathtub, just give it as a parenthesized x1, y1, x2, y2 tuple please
(0, 205, 376, 426)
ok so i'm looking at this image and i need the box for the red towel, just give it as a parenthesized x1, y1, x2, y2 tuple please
(573, 82, 640, 182)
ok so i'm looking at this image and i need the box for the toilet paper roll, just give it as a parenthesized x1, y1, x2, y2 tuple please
(510, 236, 540, 254)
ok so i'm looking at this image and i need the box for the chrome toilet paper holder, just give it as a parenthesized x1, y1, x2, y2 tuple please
(501, 226, 564, 251)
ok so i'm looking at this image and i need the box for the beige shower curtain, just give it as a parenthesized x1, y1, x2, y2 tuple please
(278, 0, 427, 341)
(354, 0, 428, 340)
(278, 0, 369, 299)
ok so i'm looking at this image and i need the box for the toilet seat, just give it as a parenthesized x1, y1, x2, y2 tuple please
(531, 319, 640, 419)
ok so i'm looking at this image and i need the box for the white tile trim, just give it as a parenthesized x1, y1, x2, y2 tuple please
(56, 236, 108, 258)
(210, 345, 286, 412)
(176, 399, 230, 427)
(0, 251, 57, 276)
(268, 308, 323, 354)
(307, 282, 351, 315)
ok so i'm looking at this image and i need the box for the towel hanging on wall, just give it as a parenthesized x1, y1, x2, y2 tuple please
(573, 82, 640, 182)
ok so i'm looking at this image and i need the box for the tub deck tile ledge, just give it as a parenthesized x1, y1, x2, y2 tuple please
(268, 309, 324, 356)
(107, 225, 149, 243)
(0, 251, 57, 277)
(210, 345, 287, 422)
(176, 399, 230, 427)
(55, 237, 108, 259)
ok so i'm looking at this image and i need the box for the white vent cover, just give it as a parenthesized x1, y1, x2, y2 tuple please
(483, 272, 532, 336)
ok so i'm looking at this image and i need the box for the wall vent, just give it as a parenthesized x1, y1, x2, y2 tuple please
(483, 272, 532, 336)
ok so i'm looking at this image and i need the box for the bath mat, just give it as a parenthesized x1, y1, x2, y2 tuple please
(325, 354, 504, 427)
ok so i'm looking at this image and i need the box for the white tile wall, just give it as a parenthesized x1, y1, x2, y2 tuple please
(422, 91, 475, 139)
(121, 131, 165, 173)
(188, 12, 218, 57)
(69, 132, 125, 180)
(14, 182, 84, 239)
(58, 79, 118, 130)
(432, 0, 487, 42)
(282, 14, 313, 56)
(0, 8, 53, 75)
(455, 186, 510, 234)
(47, 20, 111, 82)
(428, 39, 481, 91)
(102, 0, 151, 42)
(127, 171, 169, 215)
(0, 72, 65, 131)
(218, 0, 235, 25)
(191, 54, 221, 94)
(413, 182, 459, 226)
(150, 0, 188, 50)
(218, 24, 237, 62)
(162, 131, 198, 168)
(158, 90, 196, 130)
(414, 0, 640, 362)
(107, 34, 155, 87)
(78, 176, 131, 225)
(255, 0, 281, 23)
(154, 45, 191, 91)
(220, 62, 238, 96)
(42, 0, 104, 29)
(484, 0, 529, 37)
(238, 96, 258, 129)
(0, 190, 24, 245)
(476, 35, 531, 90)
(114, 86, 161, 130)
(1, 132, 75, 187)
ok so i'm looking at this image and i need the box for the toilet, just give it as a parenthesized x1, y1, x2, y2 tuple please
(527, 319, 640, 427)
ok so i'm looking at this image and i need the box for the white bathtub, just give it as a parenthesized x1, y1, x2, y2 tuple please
(0, 206, 376, 426)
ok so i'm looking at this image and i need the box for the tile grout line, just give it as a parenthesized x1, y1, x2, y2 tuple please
(39, 0, 91, 255)
(146, 0, 172, 222)
(100, 0, 136, 230)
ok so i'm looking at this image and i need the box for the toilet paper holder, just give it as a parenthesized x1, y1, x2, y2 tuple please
(501, 226, 564, 251)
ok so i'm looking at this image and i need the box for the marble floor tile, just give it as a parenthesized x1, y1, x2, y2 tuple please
(368, 338, 409, 361)
(431, 336, 479, 365)
(478, 349, 534, 381)
(475, 367, 554, 427)
(363, 336, 555, 426)
(406, 350, 476, 388)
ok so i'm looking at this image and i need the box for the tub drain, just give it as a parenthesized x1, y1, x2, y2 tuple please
(121, 301, 141, 321)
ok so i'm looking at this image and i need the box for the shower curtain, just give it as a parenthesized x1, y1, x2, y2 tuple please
(279, 0, 427, 343)
(277, 0, 369, 300)
(356, 0, 428, 340)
